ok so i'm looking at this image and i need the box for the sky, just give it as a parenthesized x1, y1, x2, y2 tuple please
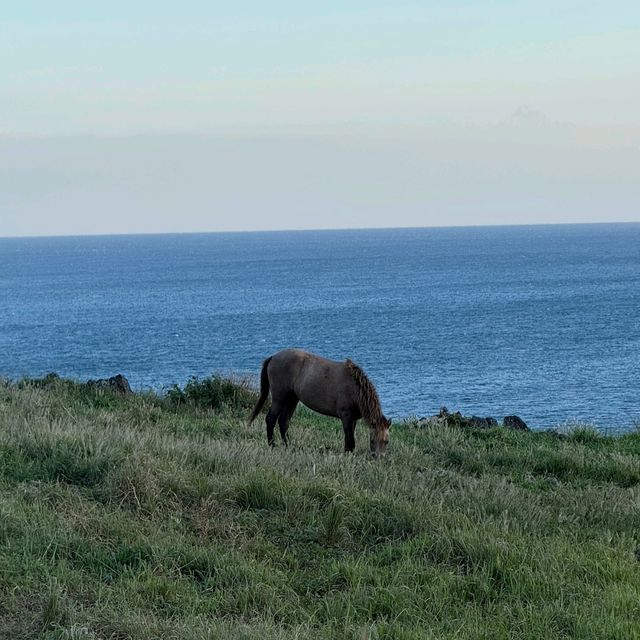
(1, 1, 639, 236)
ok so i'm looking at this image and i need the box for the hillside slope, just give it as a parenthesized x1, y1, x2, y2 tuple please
(1, 378, 639, 639)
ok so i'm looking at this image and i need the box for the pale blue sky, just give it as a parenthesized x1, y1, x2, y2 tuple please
(1, 2, 639, 234)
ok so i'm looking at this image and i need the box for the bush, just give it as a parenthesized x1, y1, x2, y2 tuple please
(165, 375, 257, 412)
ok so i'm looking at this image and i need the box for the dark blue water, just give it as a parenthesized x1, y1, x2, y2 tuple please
(1, 225, 639, 431)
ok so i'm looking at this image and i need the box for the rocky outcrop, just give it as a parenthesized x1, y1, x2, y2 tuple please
(503, 415, 529, 431)
(419, 407, 529, 431)
(86, 374, 132, 395)
(469, 416, 499, 429)
(419, 407, 498, 429)
(417, 406, 451, 427)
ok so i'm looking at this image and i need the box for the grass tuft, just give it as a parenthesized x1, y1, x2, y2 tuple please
(233, 472, 287, 510)
(41, 578, 71, 632)
(322, 495, 347, 545)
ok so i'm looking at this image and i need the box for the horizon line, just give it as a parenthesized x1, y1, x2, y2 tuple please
(1, 220, 639, 241)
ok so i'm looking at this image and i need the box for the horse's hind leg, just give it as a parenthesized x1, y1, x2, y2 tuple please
(278, 396, 298, 447)
(266, 402, 282, 448)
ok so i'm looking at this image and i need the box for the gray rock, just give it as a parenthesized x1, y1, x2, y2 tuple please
(420, 407, 498, 429)
(469, 416, 499, 429)
(87, 374, 132, 395)
(417, 406, 450, 427)
(503, 415, 529, 431)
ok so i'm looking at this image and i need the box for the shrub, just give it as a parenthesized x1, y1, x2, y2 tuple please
(165, 375, 257, 412)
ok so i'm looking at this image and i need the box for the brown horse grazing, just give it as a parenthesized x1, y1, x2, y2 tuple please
(248, 349, 391, 457)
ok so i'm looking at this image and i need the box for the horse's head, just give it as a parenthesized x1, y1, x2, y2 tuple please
(370, 416, 391, 458)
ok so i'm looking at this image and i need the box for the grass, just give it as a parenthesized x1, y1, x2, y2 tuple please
(0, 376, 639, 639)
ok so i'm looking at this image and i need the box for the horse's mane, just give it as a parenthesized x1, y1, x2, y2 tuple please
(345, 359, 385, 428)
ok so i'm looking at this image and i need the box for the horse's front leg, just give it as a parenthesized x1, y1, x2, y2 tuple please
(341, 417, 356, 453)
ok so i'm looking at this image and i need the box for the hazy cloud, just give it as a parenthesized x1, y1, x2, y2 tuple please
(1, 124, 638, 237)
(507, 106, 548, 126)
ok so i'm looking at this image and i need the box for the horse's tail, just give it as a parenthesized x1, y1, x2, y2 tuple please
(247, 356, 272, 425)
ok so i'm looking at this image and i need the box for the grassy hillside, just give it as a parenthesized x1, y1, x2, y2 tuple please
(0, 377, 639, 639)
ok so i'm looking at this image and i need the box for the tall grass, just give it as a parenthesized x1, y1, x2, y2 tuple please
(0, 377, 638, 639)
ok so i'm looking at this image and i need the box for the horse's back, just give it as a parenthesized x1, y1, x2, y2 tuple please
(268, 349, 355, 417)
(269, 349, 340, 372)
(269, 348, 308, 372)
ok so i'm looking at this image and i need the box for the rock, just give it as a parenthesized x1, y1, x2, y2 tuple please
(87, 374, 132, 395)
(469, 416, 499, 429)
(417, 406, 450, 427)
(447, 412, 495, 429)
(421, 407, 521, 431)
(444, 411, 466, 428)
(503, 415, 529, 431)
(419, 406, 499, 429)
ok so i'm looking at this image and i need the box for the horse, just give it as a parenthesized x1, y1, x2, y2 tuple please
(247, 349, 391, 457)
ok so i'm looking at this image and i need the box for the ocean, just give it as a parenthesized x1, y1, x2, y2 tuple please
(1, 224, 639, 431)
